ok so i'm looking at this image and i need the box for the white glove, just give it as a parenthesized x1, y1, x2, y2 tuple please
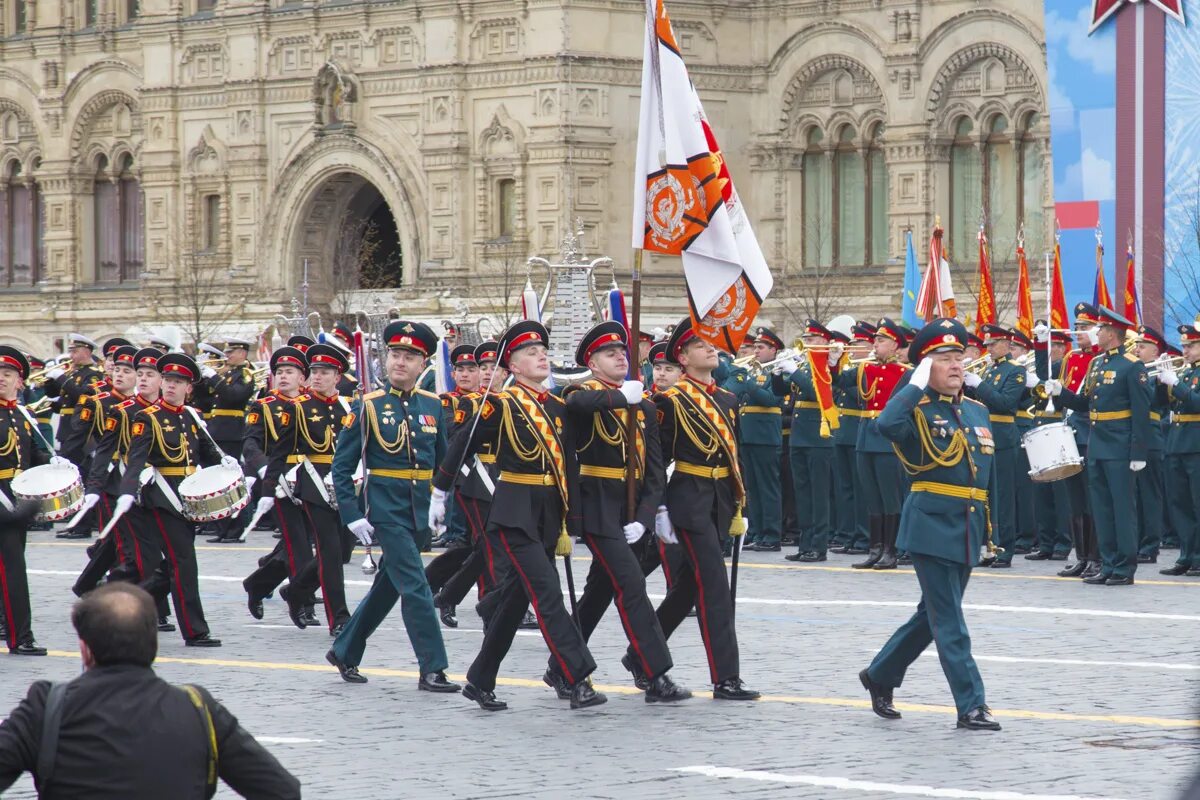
(1044, 379, 1063, 397)
(80, 493, 100, 512)
(619, 380, 644, 404)
(777, 356, 800, 377)
(255, 496, 274, 517)
(1159, 366, 1179, 387)
(428, 487, 448, 532)
(46, 367, 66, 381)
(1130, 460, 1147, 472)
(654, 506, 677, 544)
(623, 521, 645, 544)
(910, 357, 933, 390)
(49, 455, 71, 467)
(201, 366, 217, 379)
(348, 518, 375, 546)
(1025, 370, 1040, 389)
(1033, 322, 1050, 343)
(257, 465, 267, 480)
(221, 455, 239, 470)
(829, 343, 845, 361)
(113, 494, 134, 517)
(963, 372, 982, 389)
(1083, 328, 1099, 347)
(243, 476, 257, 493)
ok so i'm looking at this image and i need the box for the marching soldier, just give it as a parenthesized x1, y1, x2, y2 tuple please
(263, 344, 357, 635)
(1008, 330, 1038, 555)
(850, 319, 910, 570)
(1154, 325, 1200, 577)
(650, 319, 759, 701)
(726, 327, 786, 553)
(1025, 326, 1073, 561)
(202, 338, 257, 543)
(780, 321, 836, 561)
(859, 318, 1000, 731)
(1044, 307, 1152, 585)
(42, 334, 105, 539)
(433, 344, 480, 548)
(113, 352, 227, 646)
(543, 321, 690, 703)
(0, 345, 52, 655)
(326, 321, 458, 695)
(432, 320, 603, 711)
(242, 347, 316, 625)
(830, 323, 874, 555)
(964, 324, 1027, 568)
(1133, 326, 1170, 564)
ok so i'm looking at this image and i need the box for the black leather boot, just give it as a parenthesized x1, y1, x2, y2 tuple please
(873, 514, 898, 570)
(852, 515, 883, 569)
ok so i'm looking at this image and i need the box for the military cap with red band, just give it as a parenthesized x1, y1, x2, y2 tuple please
(270, 346, 309, 377)
(756, 327, 785, 350)
(306, 343, 349, 373)
(874, 317, 906, 344)
(0, 346, 30, 379)
(383, 320, 438, 358)
(648, 342, 670, 364)
(1095, 305, 1135, 331)
(287, 335, 315, 353)
(907, 318, 969, 365)
(499, 320, 550, 368)
(851, 321, 877, 343)
(331, 322, 353, 347)
(450, 344, 479, 367)
(102, 337, 134, 357)
(980, 323, 1015, 344)
(575, 320, 629, 367)
(1137, 325, 1167, 351)
(800, 320, 832, 341)
(158, 352, 199, 382)
(110, 345, 138, 367)
(1074, 302, 1101, 325)
(132, 348, 160, 370)
(1178, 324, 1200, 344)
(474, 340, 499, 364)
(665, 317, 698, 365)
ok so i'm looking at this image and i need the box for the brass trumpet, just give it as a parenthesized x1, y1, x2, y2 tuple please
(732, 348, 800, 377)
(24, 396, 53, 415)
(1148, 355, 1189, 378)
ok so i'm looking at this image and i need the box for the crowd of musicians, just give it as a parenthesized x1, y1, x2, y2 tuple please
(0, 300, 1196, 727)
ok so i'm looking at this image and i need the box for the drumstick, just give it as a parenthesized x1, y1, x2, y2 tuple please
(62, 502, 92, 532)
(238, 503, 273, 543)
(97, 505, 130, 540)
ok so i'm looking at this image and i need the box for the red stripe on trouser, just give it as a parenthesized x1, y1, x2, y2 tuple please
(497, 529, 574, 685)
(275, 503, 300, 576)
(679, 529, 719, 684)
(472, 501, 498, 584)
(586, 534, 652, 677)
(302, 504, 332, 629)
(100, 495, 125, 564)
(152, 509, 195, 639)
(0, 552, 15, 648)
(657, 538, 673, 587)
(126, 513, 145, 577)
(459, 496, 488, 597)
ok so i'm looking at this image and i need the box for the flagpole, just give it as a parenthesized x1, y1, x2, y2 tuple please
(625, 248, 643, 522)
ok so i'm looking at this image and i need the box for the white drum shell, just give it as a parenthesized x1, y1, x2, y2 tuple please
(1021, 422, 1084, 483)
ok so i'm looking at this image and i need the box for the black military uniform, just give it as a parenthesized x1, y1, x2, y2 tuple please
(44, 334, 107, 539)
(203, 338, 256, 543)
(119, 353, 224, 646)
(651, 319, 759, 700)
(543, 321, 688, 702)
(0, 346, 51, 655)
(435, 321, 603, 711)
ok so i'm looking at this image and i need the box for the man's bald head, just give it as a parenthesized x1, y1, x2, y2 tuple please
(72, 583, 158, 667)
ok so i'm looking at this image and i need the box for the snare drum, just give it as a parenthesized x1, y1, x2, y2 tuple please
(1021, 422, 1084, 483)
(10, 463, 85, 522)
(178, 465, 250, 522)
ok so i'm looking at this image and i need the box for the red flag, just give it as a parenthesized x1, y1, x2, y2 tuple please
(1123, 247, 1140, 325)
(1093, 237, 1113, 310)
(975, 227, 996, 336)
(1015, 240, 1033, 339)
(804, 348, 839, 438)
(1051, 242, 1071, 351)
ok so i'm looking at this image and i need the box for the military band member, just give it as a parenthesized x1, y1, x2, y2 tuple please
(851, 319, 910, 570)
(113, 353, 226, 646)
(543, 321, 690, 703)
(1008, 330, 1038, 554)
(433, 320, 602, 711)
(651, 319, 759, 701)
(859, 318, 999, 731)
(1045, 307, 1152, 585)
(1154, 325, 1200, 577)
(726, 327, 786, 553)
(326, 321, 458, 695)
(263, 344, 357, 635)
(963, 325, 1027, 568)
(830, 323, 874, 555)
(1025, 326, 1072, 561)
(202, 338, 256, 543)
(1133, 326, 1170, 564)
(242, 347, 315, 624)
(0, 346, 52, 655)
(434, 344, 481, 548)
(145, 335, 172, 354)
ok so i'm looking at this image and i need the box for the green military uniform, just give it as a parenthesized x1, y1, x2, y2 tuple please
(1160, 327, 1200, 576)
(1027, 350, 1073, 559)
(723, 343, 786, 551)
(1132, 327, 1170, 562)
(865, 319, 996, 727)
(1055, 310, 1153, 583)
(786, 350, 834, 559)
(966, 328, 1027, 566)
(831, 345, 868, 553)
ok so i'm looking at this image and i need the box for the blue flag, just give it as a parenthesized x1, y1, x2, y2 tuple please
(901, 230, 920, 327)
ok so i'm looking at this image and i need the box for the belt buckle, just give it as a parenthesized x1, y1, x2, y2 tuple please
(708, 466, 721, 478)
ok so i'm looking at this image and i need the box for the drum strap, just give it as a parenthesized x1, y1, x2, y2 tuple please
(301, 457, 334, 508)
(276, 464, 300, 505)
(150, 468, 185, 515)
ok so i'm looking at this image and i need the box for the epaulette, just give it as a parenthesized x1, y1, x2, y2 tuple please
(661, 386, 681, 399)
(714, 386, 736, 399)
(143, 405, 161, 414)
(962, 396, 987, 408)
(1124, 352, 1139, 363)
(117, 398, 138, 409)
(92, 391, 111, 402)
(259, 395, 276, 404)
(343, 373, 359, 383)
(917, 397, 931, 405)
(364, 389, 385, 400)
(294, 394, 310, 402)
(416, 389, 440, 401)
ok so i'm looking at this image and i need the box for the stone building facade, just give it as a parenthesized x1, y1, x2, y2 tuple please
(0, 0, 1048, 354)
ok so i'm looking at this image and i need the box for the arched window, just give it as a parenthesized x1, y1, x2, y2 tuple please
(1019, 112, 1044, 255)
(984, 114, 1015, 259)
(950, 117, 980, 262)
(94, 154, 143, 283)
(866, 123, 888, 264)
(835, 125, 864, 266)
(0, 160, 42, 286)
(802, 127, 831, 268)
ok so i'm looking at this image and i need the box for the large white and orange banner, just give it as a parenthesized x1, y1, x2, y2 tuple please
(631, 0, 772, 351)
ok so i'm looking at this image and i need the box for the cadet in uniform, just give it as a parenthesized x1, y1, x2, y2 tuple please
(325, 321, 458, 695)
(726, 327, 786, 553)
(433, 320, 603, 711)
(1045, 307, 1152, 585)
(859, 318, 1000, 731)
(0, 346, 51, 655)
(1155, 325, 1200, 577)
(432, 344, 480, 549)
(543, 321, 690, 703)
(202, 338, 256, 543)
(115, 352, 227, 646)
(652, 319, 759, 701)
(964, 325, 1027, 568)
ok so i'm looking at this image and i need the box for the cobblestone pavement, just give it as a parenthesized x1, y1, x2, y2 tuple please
(3, 529, 1198, 799)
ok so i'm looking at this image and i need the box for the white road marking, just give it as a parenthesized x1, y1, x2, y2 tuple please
(256, 736, 324, 745)
(670, 765, 1134, 800)
(947, 653, 1199, 672)
(242, 623, 542, 637)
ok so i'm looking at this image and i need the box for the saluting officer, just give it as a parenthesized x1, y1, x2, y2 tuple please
(202, 338, 256, 543)
(325, 321, 458, 695)
(433, 321, 603, 711)
(543, 321, 690, 703)
(114, 352, 228, 647)
(1154, 325, 1200, 577)
(0, 346, 52, 655)
(859, 318, 1000, 731)
(1045, 307, 1152, 585)
(652, 319, 759, 701)
(725, 327, 787, 553)
(964, 325, 1028, 568)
